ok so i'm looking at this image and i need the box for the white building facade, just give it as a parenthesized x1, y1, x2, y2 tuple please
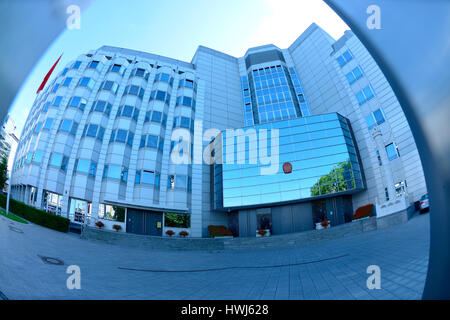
(10, 24, 426, 237)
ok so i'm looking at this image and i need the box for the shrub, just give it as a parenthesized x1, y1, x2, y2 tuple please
(179, 230, 189, 238)
(112, 224, 122, 232)
(208, 225, 233, 238)
(257, 229, 267, 237)
(0, 193, 70, 232)
(353, 204, 374, 220)
(321, 220, 330, 228)
(165, 229, 175, 237)
(95, 221, 104, 229)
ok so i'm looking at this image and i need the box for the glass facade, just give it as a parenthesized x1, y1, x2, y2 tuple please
(247, 64, 301, 124)
(214, 113, 364, 209)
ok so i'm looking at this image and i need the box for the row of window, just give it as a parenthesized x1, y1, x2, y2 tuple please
(123, 85, 145, 99)
(100, 80, 119, 94)
(173, 116, 194, 131)
(59, 119, 79, 135)
(167, 174, 192, 191)
(139, 134, 164, 151)
(74, 158, 97, 176)
(82, 123, 105, 140)
(103, 165, 128, 182)
(116, 105, 139, 121)
(154, 72, 174, 86)
(110, 129, 134, 146)
(90, 100, 112, 116)
(178, 78, 197, 91)
(144, 110, 167, 126)
(149, 90, 171, 105)
(175, 95, 196, 109)
(135, 170, 160, 187)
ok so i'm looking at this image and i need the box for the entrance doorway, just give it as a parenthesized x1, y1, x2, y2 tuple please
(312, 196, 353, 227)
(126, 208, 162, 236)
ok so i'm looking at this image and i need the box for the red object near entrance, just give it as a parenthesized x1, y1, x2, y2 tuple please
(283, 162, 292, 174)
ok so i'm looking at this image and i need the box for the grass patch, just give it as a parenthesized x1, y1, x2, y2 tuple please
(0, 208, 28, 224)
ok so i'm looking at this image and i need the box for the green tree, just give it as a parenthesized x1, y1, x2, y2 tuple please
(113, 206, 125, 222)
(310, 160, 354, 197)
(0, 156, 8, 191)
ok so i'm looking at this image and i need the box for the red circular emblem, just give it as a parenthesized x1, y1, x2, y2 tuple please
(283, 162, 292, 174)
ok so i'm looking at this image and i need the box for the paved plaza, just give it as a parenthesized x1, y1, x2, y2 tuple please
(0, 213, 430, 300)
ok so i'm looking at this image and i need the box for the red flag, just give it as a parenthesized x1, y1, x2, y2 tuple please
(36, 54, 63, 94)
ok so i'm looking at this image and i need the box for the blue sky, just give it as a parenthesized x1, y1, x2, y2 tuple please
(8, 0, 348, 136)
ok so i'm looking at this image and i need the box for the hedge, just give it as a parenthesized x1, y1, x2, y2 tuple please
(353, 204, 374, 220)
(208, 225, 233, 238)
(0, 193, 70, 232)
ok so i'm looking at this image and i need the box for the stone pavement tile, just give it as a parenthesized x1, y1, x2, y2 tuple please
(0, 214, 431, 300)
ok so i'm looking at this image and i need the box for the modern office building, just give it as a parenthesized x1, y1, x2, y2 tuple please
(10, 23, 427, 237)
(1, 114, 19, 188)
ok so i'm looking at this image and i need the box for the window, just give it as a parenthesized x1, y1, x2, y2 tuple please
(122, 105, 134, 118)
(151, 111, 162, 123)
(180, 116, 190, 129)
(97, 127, 105, 140)
(385, 143, 400, 161)
(69, 96, 87, 110)
(72, 61, 82, 69)
(373, 108, 386, 125)
(365, 114, 376, 130)
(164, 213, 190, 228)
(127, 132, 134, 146)
(88, 60, 103, 71)
(182, 96, 192, 107)
(98, 204, 124, 221)
(52, 96, 63, 107)
(115, 129, 127, 143)
(62, 77, 72, 87)
(121, 167, 128, 182)
(86, 124, 98, 137)
(140, 135, 146, 148)
(156, 90, 166, 101)
(107, 165, 121, 179)
(356, 85, 375, 105)
(336, 50, 353, 67)
(89, 161, 97, 176)
(42, 102, 51, 112)
(50, 153, 63, 167)
(135, 170, 141, 184)
(59, 119, 72, 132)
(43, 118, 53, 130)
(52, 83, 60, 93)
(168, 175, 175, 189)
(395, 180, 407, 197)
(91, 100, 112, 116)
(123, 85, 144, 99)
(79, 77, 95, 89)
(146, 135, 158, 148)
(33, 150, 43, 164)
(76, 159, 90, 174)
(142, 170, 154, 185)
(175, 175, 187, 189)
(110, 64, 122, 73)
(376, 150, 383, 166)
(61, 156, 69, 171)
(101, 81, 118, 94)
